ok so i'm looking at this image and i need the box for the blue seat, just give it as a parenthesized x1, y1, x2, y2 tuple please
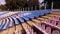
(43, 10, 52, 14)
(0, 12, 9, 15)
(34, 10, 45, 16)
(17, 16, 25, 23)
(11, 15, 19, 25)
(8, 17, 13, 27)
(26, 11, 39, 18)
(3, 18, 9, 30)
(18, 11, 34, 19)
(0, 19, 6, 30)
(0, 20, 3, 26)
(22, 16, 29, 21)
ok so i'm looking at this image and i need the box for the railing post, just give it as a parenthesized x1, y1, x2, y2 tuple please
(35, 6, 37, 10)
(45, 2, 47, 10)
(31, 7, 33, 11)
(23, 8, 24, 11)
(28, 7, 30, 11)
(51, 2, 53, 10)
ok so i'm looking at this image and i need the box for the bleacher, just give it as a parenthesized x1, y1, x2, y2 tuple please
(0, 10, 60, 34)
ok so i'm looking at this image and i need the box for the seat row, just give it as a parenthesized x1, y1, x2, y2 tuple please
(0, 11, 60, 34)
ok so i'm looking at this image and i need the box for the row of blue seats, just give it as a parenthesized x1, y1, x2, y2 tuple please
(0, 12, 9, 15)
(18, 10, 52, 18)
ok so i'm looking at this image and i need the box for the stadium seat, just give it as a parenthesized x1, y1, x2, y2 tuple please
(15, 24, 23, 34)
(0, 19, 6, 30)
(8, 26, 15, 34)
(22, 22, 35, 34)
(1, 18, 10, 34)
(8, 17, 15, 34)
(57, 21, 60, 27)
(11, 15, 19, 25)
(52, 30, 59, 34)
(16, 16, 25, 23)
(8, 17, 13, 27)
(45, 27, 51, 34)
(22, 16, 29, 21)
(3, 18, 9, 30)
(41, 24, 45, 30)
(26, 21, 35, 26)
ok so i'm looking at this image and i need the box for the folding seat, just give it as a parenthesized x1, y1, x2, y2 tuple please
(45, 27, 51, 34)
(8, 17, 13, 27)
(22, 22, 35, 34)
(41, 16, 51, 19)
(0, 19, 3, 27)
(3, 18, 9, 29)
(15, 24, 23, 34)
(35, 16, 50, 24)
(37, 21, 42, 26)
(52, 30, 59, 34)
(47, 10, 52, 13)
(33, 22, 49, 34)
(8, 17, 15, 34)
(36, 11, 44, 16)
(36, 17, 49, 22)
(43, 10, 49, 14)
(37, 17, 45, 20)
(0, 19, 7, 34)
(41, 10, 47, 14)
(31, 19, 44, 27)
(0, 19, 6, 30)
(18, 11, 34, 19)
(48, 20, 56, 25)
(33, 11, 44, 17)
(57, 21, 60, 27)
(41, 24, 45, 30)
(22, 16, 29, 21)
(13, 16, 25, 34)
(1, 18, 10, 34)
(31, 19, 41, 23)
(26, 20, 36, 27)
(16, 16, 25, 23)
(50, 12, 60, 15)
(26, 18, 42, 28)
(11, 15, 19, 25)
(31, 19, 46, 30)
(8, 26, 15, 34)
(26, 13, 36, 19)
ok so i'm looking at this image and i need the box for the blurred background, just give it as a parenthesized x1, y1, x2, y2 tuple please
(0, 0, 60, 11)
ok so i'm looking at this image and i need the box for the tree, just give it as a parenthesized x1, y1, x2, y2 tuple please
(43, 0, 60, 9)
(5, 0, 39, 10)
